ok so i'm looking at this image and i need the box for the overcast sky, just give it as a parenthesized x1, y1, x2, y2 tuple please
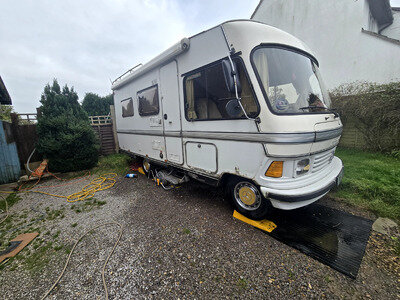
(0, 0, 259, 113)
(1, 0, 400, 113)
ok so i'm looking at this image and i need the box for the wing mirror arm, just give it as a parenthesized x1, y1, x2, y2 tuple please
(224, 54, 260, 123)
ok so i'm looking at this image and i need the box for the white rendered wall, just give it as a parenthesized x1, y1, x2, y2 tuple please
(381, 10, 400, 39)
(252, 0, 400, 89)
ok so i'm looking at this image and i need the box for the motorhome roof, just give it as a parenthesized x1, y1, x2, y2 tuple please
(111, 19, 316, 91)
(221, 20, 317, 60)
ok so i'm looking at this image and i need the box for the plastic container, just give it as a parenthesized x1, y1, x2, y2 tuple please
(125, 173, 137, 178)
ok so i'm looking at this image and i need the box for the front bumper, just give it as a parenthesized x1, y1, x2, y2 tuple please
(260, 156, 344, 210)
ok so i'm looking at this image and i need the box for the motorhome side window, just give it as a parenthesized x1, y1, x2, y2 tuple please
(121, 98, 134, 118)
(184, 58, 258, 121)
(138, 85, 159, 116)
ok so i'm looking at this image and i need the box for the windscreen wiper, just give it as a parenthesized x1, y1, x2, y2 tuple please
(300, 106, 339, 118)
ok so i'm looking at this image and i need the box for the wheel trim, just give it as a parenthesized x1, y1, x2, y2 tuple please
(234, 182, 261, 211)
(143, 161, 150, 172)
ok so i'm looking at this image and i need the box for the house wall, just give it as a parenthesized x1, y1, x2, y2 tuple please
(252, 0, 400, 89)
(381, 10, 400, 39)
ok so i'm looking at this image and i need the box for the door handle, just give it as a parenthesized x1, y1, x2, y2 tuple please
(164, 114, 168, 120)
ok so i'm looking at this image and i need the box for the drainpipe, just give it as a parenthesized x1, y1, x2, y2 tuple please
(378, 21, 393, 34)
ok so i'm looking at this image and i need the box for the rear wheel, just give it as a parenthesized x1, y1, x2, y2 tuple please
(226, 177, 270, 220)
(142, 159, 151, 176)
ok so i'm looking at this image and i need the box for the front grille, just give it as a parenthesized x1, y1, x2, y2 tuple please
(312, 150, 334, 173)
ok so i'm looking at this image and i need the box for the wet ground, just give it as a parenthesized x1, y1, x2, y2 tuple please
(0, 174, 399, 299)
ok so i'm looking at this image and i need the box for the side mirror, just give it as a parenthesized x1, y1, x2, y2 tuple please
(222, 59, 242, 95)
(225, 99, 242, 118)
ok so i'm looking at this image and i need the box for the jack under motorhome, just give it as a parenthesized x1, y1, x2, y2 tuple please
(112, 20, 344, 219)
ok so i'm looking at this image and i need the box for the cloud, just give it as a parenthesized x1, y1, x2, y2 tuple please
(392, 0, 400, 7)
(0, 0, 259, 112)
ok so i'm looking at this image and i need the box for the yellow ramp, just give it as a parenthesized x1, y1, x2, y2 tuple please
(233, 210, 277, 233)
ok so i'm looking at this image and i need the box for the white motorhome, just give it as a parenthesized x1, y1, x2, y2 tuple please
(112, 20, 344, 219)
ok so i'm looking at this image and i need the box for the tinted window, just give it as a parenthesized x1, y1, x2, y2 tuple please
(138, 85, 159, 116)
(121, 98, 134, 117)
(184, 58, 258, 121)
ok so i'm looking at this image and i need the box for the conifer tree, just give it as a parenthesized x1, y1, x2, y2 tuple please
(36, 79, 99, 172)
(82, 92, 114, 116)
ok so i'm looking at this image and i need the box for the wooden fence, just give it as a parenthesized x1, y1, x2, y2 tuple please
(338, 119, 397, 150)
(10, 113, 41, 167)
(7, 110, 119, 173)
(90, 108, 119, 155)
(17, 113, 38, 123)
(89, 115, 112, 125)
(338, 120, 367, 149)
(91, 124, 116, 155)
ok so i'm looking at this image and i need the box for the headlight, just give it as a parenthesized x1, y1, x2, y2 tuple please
(296, 159, 310, 176)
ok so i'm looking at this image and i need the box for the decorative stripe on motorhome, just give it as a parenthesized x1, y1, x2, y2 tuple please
(117, 127, 343, 144)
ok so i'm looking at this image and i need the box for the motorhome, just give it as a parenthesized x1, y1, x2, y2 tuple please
(112, 20, 344, 220)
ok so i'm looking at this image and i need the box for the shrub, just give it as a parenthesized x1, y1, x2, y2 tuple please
(36, 79, 99, 172)
(0, 105, 15, 122)
(82, 93, 113, 116)
(331, 81, 400, 152)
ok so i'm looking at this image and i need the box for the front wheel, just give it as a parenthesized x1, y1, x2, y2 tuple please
(226, 177, 270, 220)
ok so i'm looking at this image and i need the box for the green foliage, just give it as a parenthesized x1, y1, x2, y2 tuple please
(331, 81, 400, 152)
(0, 193, 21, 212)
(331, 147, 400, 221)
(24, 242, 54, 273)
(36, 79, 99, 172)
(390, 150, 400, 159)
(393, 237, 400, 256)
(82, 93, 113, 116)
(0, 105, 15, 122)
(92, 153, 130, 175)
(182, 228, 191, 234)
(237, 278, 248, 290)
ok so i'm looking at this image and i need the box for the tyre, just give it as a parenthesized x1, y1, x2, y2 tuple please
(226, 177, 270, 220)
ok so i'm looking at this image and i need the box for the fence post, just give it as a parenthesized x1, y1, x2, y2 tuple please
(10, 113, 24, 166)
(110, 105, 119, 153)
(10, 112, 20, 146)
(36, 107, 42, 118)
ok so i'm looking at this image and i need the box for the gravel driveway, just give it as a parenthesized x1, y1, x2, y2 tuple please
(0, 174, 399, 299)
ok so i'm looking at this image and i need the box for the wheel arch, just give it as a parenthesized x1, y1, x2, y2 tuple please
(218, 173, 259, 188)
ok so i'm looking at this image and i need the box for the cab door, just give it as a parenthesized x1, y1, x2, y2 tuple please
(159, 60, 183, 164)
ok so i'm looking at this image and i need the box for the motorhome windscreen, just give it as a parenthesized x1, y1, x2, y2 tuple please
(184, 58, 258, 121)
(252, 47, 331, 114)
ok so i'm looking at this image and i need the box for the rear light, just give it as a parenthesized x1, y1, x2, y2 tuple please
(265, 161, 283, 178)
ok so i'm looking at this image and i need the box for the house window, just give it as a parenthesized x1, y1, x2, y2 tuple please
(138, 85, 159, 116)
(121, 98, 134, 118)
(184, 58, 259, 121)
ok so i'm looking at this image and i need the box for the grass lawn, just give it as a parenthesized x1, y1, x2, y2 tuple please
(331, 147, 400, 222)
